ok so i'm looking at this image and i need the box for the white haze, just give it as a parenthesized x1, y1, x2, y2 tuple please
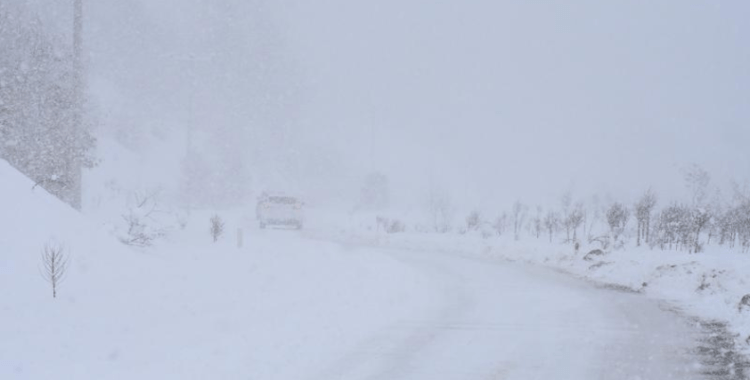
(24, 0, 750, 211)
(278, 0, 750, 209)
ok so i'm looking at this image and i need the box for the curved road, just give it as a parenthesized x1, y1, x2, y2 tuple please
(312, 245, 703, 380)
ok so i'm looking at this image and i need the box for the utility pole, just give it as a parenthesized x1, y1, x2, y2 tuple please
(74, 0, 82, 61)
(69, 0, 84, 209)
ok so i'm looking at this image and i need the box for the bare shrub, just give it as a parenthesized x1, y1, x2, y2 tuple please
(493, 213, 508, 236)
(567, 203, 585, 242)
(559, 200, 584, 243)
(635, 189, 657, 246)
(376, 216, 406, 234)
(427, 189, 454, 233)
(530, 206, 543, 239)
(691, 208, 711, 253)
(606, 202, 630, 246)
(210, 215, 225, 242)
(652, 203, 696, 252)
(543, 210, 559, 242)
(560, 191, 573, 240)
(588, 235, 611, 251)
(739, 294, 750, 312)
(466, 210, 482, 231)
(40, 242, 69, 298)
(512, 200, 528, 241)
(583, 249, 605, 261)
(386, 219, 405, 234)
(683, 163, 711, 207)
(120, 190, 168, 247)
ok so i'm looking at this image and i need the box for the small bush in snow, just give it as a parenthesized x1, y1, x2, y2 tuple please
(119, 191, 168, 247)
(40, 242, 69, 298)
(606, 202, 630, 247)
(493, 213, 508, 236)
(739, 295, 750, 312)
(466, 210, 481, 231)
(376, 216, 405, 234)
(583, 249, 604, 261)
(386, 219, 405, 234)
(588, 235, 611, 251)
(210, 215, 225, 242)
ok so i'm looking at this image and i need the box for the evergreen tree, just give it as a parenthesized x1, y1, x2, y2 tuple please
(0, 3, 96, 208)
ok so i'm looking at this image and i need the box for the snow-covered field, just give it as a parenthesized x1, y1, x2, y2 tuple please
(3, 158, 747, 379)
(0, 160, 439, 379)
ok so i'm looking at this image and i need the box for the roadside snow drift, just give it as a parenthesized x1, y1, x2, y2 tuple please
(0, 160, 438, 379)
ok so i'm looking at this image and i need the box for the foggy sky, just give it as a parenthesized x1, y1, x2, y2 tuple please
(280, 0, 750, 208)
(25, 0, 750, 210)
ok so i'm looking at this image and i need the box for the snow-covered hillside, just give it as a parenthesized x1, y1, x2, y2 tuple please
(0, 160, 439, 379)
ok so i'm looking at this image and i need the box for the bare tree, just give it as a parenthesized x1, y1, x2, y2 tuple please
(512, 200, 528, 241)
(585, 195, 602, 240)
(543, 210, 559, 242)
(606, 202, 630, 246)
(635, 189, 658, 246)
(706, 189, 725, 245)
(466, 210, 482, 231)
(652, 203, 688, 251)
(360, 171, 389, 210)
(581, 208, 588, 239)
(210, 214, 225, 242)
(493, 213, 508, 236)
(427, 186, 454, 233)
(568, 202, 585, 242)
(376, 217, 406, 234)
(560, 191, 573, 240)
(40, 242, 69, 298)
(681, 165, 713, 253)
(683, 164, 711, 207)
(531, 206, 543, 239)
(692, 207, 711, 253)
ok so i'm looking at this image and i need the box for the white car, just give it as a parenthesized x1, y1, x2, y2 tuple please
(256, 193, 304, 229)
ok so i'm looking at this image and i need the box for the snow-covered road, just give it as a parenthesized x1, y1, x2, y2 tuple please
(0, 160, 732, 380)
(312, 244, 703, 380)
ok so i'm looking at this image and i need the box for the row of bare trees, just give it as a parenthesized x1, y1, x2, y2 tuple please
(469, 166, 750, 254)
(379, 165, 749, 254)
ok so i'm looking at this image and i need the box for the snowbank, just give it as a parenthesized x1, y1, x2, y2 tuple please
(0, 160, 439, 379)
